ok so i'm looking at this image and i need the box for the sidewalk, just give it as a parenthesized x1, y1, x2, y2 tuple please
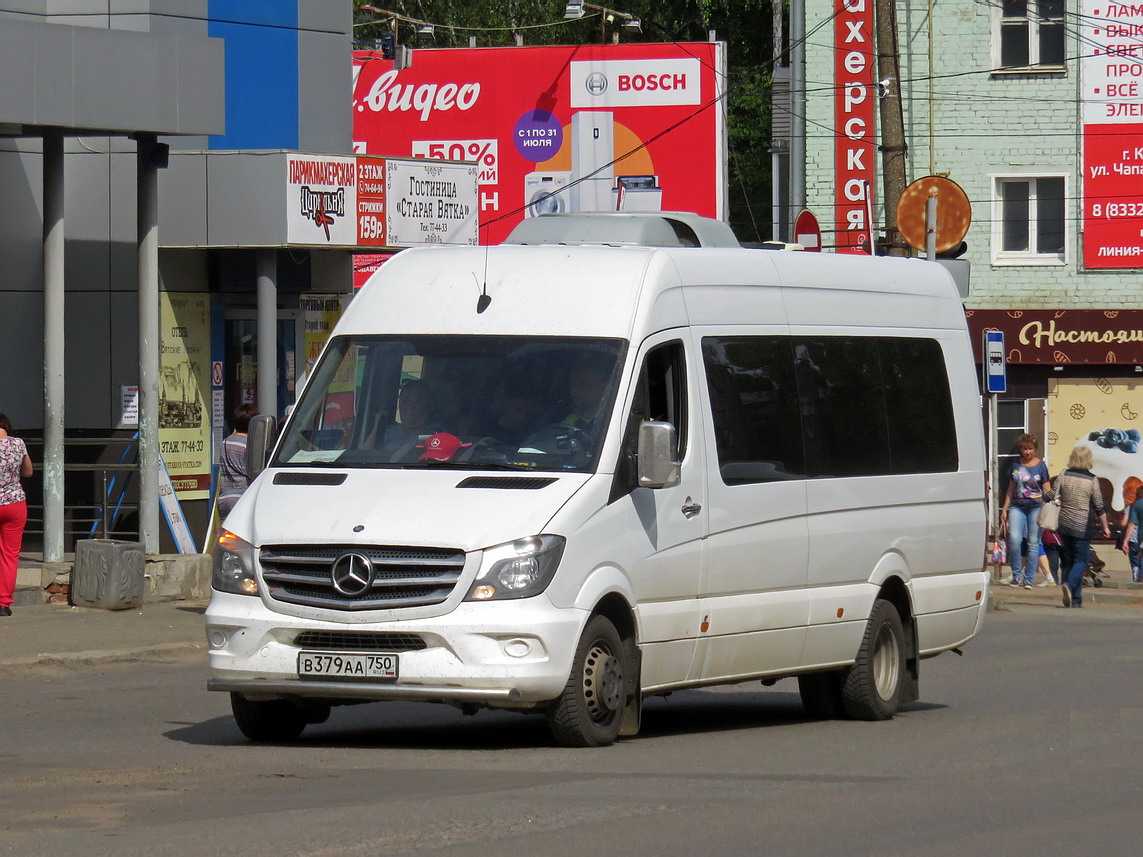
(988, 542, 1143, 609)
(0, 597, 208, 673)
(1, 552, 209, 673)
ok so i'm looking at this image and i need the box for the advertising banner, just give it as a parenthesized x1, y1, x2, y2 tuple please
(1081, 0, 1143, 268)
(286, 153, 478, 248)
(833, 0, 876, 254)
(300, 294, 347, 378)
(352, 42, 727, 245)
(159, 293, 211, 499)
(1047, 377, 1143, 513)
(965, 309, 1143, 365)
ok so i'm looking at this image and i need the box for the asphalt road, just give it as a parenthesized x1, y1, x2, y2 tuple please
(3, 605, 1142, 857)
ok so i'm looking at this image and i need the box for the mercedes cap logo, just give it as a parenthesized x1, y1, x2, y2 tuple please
(585, 73, 608, 95)
(331, 552, 375, 597)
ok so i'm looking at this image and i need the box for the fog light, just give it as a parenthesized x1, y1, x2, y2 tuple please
(207, 629, 228, 649)
(471, 584, 496, 600)
(240, 578, 259, 595)
(503, 638, 531, 658)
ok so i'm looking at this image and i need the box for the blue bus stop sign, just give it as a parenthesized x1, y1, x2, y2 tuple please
(984, 331, 1006, 394)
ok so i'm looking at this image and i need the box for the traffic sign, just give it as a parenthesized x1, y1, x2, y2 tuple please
(984, 331, 1006, 394)
(793, 209, 822, 251)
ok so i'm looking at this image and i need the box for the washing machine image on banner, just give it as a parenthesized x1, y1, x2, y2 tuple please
(524, 171, 572, 217)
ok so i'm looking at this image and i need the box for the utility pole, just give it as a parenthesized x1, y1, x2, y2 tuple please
(874, 0, 908, 256)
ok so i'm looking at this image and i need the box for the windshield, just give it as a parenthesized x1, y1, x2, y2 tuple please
(274, 335, 627, 472)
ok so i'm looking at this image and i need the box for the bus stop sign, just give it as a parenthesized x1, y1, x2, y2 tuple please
(984, 331, 1006, 394)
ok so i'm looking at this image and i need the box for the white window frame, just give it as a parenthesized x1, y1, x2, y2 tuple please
(991, 0, 1067, 72)
(989, 173, 1068, 266)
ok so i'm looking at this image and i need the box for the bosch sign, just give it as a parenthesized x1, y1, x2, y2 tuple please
(571, 58, 701, 107)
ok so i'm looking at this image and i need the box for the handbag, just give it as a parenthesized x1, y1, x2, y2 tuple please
(1038, 495, 1062, 532)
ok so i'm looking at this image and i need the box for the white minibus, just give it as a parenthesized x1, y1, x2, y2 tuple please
(206, 213, 988, 747)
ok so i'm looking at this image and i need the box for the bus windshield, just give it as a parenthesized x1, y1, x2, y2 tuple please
(273, 334, 626, 473)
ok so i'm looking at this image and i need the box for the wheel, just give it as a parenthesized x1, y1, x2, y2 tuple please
(230, 693, 308, 742)
(548, 615, 629, 747)
(841, 599, 906, 721)
(1092, 575, 1103, 588)
(798, 670, 846, 719)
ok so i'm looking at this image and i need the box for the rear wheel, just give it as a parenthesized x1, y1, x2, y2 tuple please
(548, 615, 628, 747)
(797, 670, 846, 719)
(230, 693, 312, 742)
(841, 599, 906, 721)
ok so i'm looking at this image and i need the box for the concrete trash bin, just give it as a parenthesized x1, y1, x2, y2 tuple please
(71, 539, 146, 610)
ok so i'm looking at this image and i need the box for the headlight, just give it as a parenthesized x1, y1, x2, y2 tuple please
(212, 530, 259, 596)
(464, 535, 565, 601)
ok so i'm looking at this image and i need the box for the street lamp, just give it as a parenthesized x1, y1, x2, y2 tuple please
(564, 2, 642, 43)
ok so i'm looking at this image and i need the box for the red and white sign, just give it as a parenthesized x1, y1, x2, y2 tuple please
(1082, 0, 1143, 268)
(833, 0, 876, 254)
(286, 153, 477, 248)
(353, 43, 727, 245)
(793, 209, 822, 251)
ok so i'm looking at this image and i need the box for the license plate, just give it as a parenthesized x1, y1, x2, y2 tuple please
(297, 651, 398, 681)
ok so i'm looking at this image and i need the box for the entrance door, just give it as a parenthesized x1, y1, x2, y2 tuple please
(223, 312, 300, 430)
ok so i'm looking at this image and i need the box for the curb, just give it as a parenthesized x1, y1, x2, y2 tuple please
(0, 641, 206, 674)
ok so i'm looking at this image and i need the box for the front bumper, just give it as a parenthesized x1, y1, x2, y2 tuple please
(205, 591, 586, 708)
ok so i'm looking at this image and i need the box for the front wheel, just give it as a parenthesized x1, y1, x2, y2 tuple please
(230, 693, 313, 742)
(841, 599, 906, 721)
(548, 615, 629, 747)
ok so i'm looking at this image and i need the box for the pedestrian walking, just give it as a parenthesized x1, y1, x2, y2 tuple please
(1121, 484, 1143, 584)
(218, 403, 258, 520)
(0, 412, 34, 616)
(1046, 446, 1111, 608)
(999, 433, 1051, 590)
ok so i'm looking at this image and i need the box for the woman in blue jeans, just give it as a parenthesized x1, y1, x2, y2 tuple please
(1000, 434, 1050, 589)
(1046, 446, 1110, 608)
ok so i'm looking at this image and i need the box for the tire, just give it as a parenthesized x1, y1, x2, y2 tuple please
(798, 670, 846, 719)
(230, 692, 308, 742)
(548, 615, 628, 748)
(841, 599, 906, 721)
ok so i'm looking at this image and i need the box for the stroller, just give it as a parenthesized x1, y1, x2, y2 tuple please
(1085, 548, 1112, 588)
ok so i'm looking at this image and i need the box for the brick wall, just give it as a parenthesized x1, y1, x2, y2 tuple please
(803, 1, 1138, 310)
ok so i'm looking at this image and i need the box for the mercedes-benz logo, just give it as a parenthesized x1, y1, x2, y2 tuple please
(585, 73, 608, 96)
(331, 552, 375, 597)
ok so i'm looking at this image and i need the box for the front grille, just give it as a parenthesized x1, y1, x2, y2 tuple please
(292, 631, 427, 651)
(261, 544, 466, 611)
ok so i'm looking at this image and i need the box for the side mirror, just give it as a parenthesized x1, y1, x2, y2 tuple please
(637, 421, 681, 489)
(245, 414, 278, 480)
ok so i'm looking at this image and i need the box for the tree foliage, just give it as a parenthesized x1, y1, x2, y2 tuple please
(353, 1, 776, 240)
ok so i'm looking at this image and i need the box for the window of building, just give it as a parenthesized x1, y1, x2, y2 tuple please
(993, 0, 1066, 70)
(990, 175, 1067, 265)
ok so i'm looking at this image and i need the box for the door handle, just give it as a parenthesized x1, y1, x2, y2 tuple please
(681, 497, 702, 518)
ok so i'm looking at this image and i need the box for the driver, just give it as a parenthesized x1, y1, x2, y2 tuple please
(382, 381, 438, 448)
(562, 360, 611, 435)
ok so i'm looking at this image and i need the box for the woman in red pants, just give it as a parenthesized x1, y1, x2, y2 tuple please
(0, 412, 33, 616)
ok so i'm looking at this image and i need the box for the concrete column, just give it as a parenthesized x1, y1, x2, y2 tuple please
(137, 134, 161, 553)
(42, 131, 65, 563)
(256, 250, 278, 421)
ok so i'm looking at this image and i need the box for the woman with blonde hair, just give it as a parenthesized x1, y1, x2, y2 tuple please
(1047, 445, 1111, 607)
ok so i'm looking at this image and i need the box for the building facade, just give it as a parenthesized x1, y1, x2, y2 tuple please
(0, 1, 354, 554)
(798, 0, 1143, 520)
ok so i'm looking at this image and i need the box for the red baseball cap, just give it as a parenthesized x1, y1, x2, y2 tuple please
(418, 432, 472, 461)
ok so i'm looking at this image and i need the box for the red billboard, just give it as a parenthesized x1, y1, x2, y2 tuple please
(1081, 0, 1143, 268)
(833, 0, 876, 254)
(352, 43, 727, 245)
